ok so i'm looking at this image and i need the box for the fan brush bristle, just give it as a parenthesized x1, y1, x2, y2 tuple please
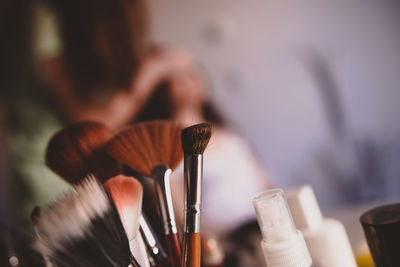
(181, 123, 212, 154)
(105, 120, 183, 177)
(45, 121, 120, 184)
(34, 175, 138, 267)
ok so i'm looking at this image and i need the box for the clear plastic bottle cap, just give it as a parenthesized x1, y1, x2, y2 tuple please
(253, 189, 297, 243)
(253, 188, 312, 267)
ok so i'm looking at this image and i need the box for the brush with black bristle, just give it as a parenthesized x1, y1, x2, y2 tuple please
(45, 121, 166, 267)
(106, 120, 183, 267)
(181, 123, 212, 267)
(34, 175, 140, 267)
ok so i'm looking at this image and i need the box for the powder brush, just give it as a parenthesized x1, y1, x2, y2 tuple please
(106, 120, 183, 267)
(104, 175, 143, 241)
(181, 123, 212, 267)
(105, 175, 153, 267)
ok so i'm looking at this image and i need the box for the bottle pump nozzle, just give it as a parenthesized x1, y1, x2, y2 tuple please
(253, 189, 312, 267)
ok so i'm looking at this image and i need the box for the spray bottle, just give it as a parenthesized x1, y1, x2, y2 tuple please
(252, 188, 313, 267)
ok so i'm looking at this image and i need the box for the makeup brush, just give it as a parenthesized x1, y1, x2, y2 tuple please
(181, 123, 212, 267)
(45, 121, 166, 267)
(105, 120, 183, 267)
(45, 121, 120, 183)
(34, 175, 140, 267)
(104, 175, 143, 241)
(105, 175, 152, 267)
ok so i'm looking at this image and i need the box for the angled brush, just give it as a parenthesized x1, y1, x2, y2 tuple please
(106, 120, 184, 267)
(34, 175, 140, 267)
(181, 123, 212, 267)
(45, 121, 164, 267)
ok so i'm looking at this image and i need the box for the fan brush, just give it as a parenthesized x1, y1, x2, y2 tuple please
(106, 120, 183, 267)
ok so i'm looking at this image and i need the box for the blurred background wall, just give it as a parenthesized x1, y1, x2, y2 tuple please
(148, 0, 400, 208)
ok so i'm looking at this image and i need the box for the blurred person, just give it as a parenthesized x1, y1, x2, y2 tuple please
(135, 73, 270, 266)
(133, 66, 270, 234)
(36, 0, 270, 265)
(38, 0, 205, 131)
(38, 0, 270, 226)
(37, 0, 150, 130)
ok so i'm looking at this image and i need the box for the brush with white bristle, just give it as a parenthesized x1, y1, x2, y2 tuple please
(105, 175, 143, 241)
(34, 175, 141, 267)
(104, 175, 150, 267)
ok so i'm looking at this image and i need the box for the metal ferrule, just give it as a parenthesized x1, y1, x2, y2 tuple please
(183, 154, 203, 233)
(152, 165, 178, 234)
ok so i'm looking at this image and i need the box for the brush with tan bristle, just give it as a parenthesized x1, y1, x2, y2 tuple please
(34, 175, 141, 267)
(106, 120, 184, 267)
(44, 121, 166, 267)
(181, 123, 212, 267)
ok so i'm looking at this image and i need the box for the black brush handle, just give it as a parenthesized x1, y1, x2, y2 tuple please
(139, 215, 168, 267)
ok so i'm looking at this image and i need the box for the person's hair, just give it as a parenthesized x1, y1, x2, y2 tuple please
(44, 0, 149, 102)
(133, 81, 226, 126)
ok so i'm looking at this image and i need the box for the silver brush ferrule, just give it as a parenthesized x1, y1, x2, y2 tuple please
(183, 154, 203, 233)
(152, 165, 178, 234)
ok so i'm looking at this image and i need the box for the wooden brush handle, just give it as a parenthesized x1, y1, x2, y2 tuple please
(182, 232, 201, 267)
(166, 232, 182, 267)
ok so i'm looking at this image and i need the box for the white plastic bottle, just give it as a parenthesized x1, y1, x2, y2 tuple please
(286, 185, 357, 267)
(252, 188, 313, 267)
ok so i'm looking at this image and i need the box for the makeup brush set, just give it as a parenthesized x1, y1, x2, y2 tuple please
(32, 120, 212, 267)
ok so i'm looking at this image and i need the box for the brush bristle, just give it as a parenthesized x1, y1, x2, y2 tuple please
(105, 120, 184, 177)
(181, 123, 212, 154)
(30, 206, 41, 225)
(104, 175, 143, 240)
(34, 175, 134, 267)
(45, 121, 121, 184)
